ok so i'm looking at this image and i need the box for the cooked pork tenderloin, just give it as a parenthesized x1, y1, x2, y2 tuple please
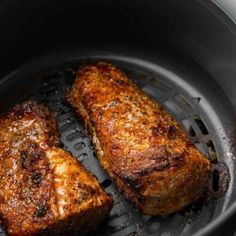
(0, 101, 112, 235)
(66, 62, 211, 215)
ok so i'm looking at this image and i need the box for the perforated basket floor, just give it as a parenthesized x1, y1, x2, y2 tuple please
(0, 52, 235, 236)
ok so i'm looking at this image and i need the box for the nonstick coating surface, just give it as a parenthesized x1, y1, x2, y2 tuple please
(0, 49, 235, 236)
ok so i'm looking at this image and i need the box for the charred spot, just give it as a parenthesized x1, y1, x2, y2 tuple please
(75, 191, 90, 205)
(122, 174, 141, 192)
(138, 169, 151, 176)
(151, 123, 171, 136)
(152, 157, 170, 171)
(32, 130, 39, 139)
(31, 151, 43, 161)
(31, 172, 43, 185)
(77, 183, 95, 195)
(168, 153, 185, 168)
(137, 157, 170, 176)
(21, 152, 28, 169)
(73, 184, 97, 204)
(21, 148, 43, 169)
(28, 142, 37, 150)
(132, 152, 185, 177)
(151, 126, 160, 135)
(106, 98, 120, 109)
(35, 202, 48, 218)
(168, 125, 178, 139)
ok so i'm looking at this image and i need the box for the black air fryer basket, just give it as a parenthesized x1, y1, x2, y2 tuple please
(0, 1, 236, 235)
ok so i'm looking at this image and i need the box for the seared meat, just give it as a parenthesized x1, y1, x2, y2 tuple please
(45, 148, 112, 235)
(0, 101, 112, 235)
(0, 101, 60, 152)
(66, 62, 211, 215)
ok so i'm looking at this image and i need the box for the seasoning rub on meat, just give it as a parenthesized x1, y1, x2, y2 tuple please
(66, 62, 211, 215)
(0, 101, 112, 235)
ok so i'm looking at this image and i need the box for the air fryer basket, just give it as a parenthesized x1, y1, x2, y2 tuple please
(0, 47, 235, 236)
(1, 0, 236, 235)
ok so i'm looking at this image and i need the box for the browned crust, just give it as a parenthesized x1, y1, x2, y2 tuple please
(0, 101, 61, 235)
(45, 147, 113, 236)
(66, 62, 211, 215)
(0, 101, 112, 235)
(0, 100, 60, 152)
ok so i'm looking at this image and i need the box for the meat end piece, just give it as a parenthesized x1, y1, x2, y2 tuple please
(0, 101, 112, 235)
(45, 147, 113, 235)
(66, 62, 211, 215)
(0, 100, 60, 151)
